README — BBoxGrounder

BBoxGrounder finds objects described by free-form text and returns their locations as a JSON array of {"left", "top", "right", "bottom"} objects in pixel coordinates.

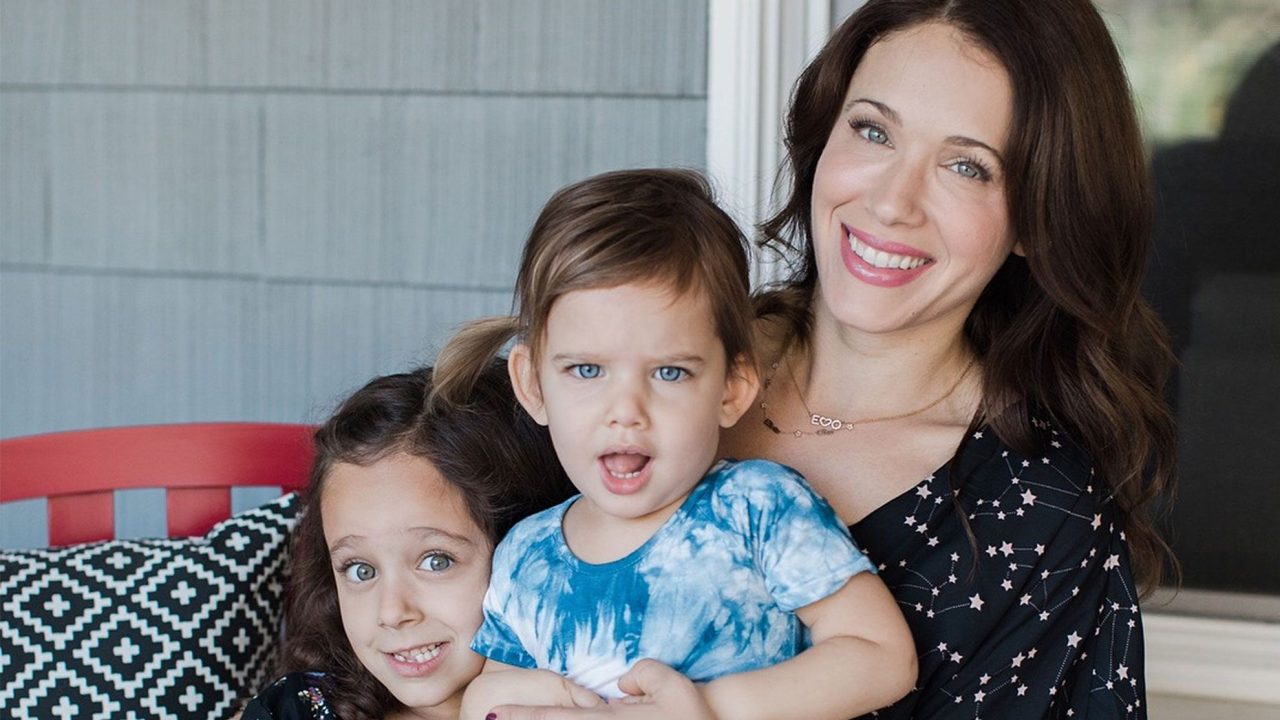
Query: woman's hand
[{"left": 485, "top": 660, "right": 715, "bottom": 720}]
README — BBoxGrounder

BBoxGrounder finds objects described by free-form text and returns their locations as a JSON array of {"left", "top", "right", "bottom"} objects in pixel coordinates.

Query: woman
[{"left": 495, "top": 0, "right": 1175, "bottom": 718}]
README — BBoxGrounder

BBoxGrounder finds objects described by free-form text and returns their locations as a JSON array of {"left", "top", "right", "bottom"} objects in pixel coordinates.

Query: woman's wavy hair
[
  {"left": 275, "top": 362, "right": 574, "bottom": 719},
  {"left": 430, "top": 168, "right": 755, "bottom": 409},
  {"left": 758, "top": 0, "right": 1177, "bottom": 595}
]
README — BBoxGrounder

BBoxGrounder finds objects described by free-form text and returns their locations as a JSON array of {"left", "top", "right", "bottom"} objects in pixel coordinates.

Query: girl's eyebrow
[
  {"left": 328, "top": 526, "right": 478, "bottom": 555},
  {"left": 549, "top": 353, "right": 707, "bottom": 366},
  {"left": 659, "top": 354, "right": 706, "bottom": 366},
  {"left": 845, "top": 97, "right": 1005, "bottom": 164}
]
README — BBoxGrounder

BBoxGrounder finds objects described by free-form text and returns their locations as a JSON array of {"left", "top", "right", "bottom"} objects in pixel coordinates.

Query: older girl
[{"left": 241, "top": 361, "right": 573, "bottom": 720}]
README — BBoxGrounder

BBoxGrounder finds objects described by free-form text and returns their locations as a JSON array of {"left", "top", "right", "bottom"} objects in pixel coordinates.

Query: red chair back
[{"left": 0, "top": 423, "right": 315, "bottom": 546}]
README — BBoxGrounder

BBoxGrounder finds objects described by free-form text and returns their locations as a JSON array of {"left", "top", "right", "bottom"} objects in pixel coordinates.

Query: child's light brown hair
[{"left": 432, "top": 168, "right": 754, "bottom": 407}]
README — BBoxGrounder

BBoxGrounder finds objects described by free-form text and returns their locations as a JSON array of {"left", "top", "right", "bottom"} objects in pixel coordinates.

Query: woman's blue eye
[
  {"left": 855, "top": 123, "right": 890, "bottom": 145},
  {"left": 570, "top": 364, "right": 601, "bottom": 379},
  {"left": 949, "top": 159, "right": 991, "bottom": 182},
  {"left": 655, "top": 366, "right": 687, "bottom": 382},
  {"left": 343, "top": 562, "right": 376, "bottom": 583},
  {"left": 419, "top": 553, "right": 454, "bottom": 573}
]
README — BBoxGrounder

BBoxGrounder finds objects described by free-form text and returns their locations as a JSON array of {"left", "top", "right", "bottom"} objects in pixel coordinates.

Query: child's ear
[
  {"left": 508, "top": 343, "right": 549, "bottom": 426},
  {"left": 719, "top": 353, "right": 761, "bottom": 428}
]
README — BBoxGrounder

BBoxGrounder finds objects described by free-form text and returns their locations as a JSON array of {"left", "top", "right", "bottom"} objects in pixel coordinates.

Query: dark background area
[{"left": 1146, "top": 42, "right": 1280, "bottom": 595}]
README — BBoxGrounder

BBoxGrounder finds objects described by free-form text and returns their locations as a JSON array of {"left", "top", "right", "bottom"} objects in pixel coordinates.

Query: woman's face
[
  {"left": 810, "top": 21, "right": 1017, "bottom": 341},
  {"left": 322, "top": 452, "right": 491, "bottom": 719}
]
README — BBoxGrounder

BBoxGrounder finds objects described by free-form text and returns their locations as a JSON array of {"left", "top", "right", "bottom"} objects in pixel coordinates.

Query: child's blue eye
[
  {"left": 570, "top": 364, "right": 601, "bottom": 379},
  {"left": 419, "top": 552, "right": 454, "bottom": 573},
  {"left": 342, "top": 562, "right": 376, "bottom": 583},
  {"left": 655, "top": 366, "right": 687, "bottom": 382}
]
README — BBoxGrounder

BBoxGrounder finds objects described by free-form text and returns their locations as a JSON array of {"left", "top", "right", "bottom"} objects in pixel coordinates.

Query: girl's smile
[{"left": 322, "top": 452, "right": 493, "bottom": 717}]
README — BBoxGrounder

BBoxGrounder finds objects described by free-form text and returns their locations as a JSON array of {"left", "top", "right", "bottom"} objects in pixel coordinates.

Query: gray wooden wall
[
  {"left": 0, "top": 0, "right": 708, "bottom": 436},
  {"left": 0, "top": 0, "right": 708, "bottom": 546}
]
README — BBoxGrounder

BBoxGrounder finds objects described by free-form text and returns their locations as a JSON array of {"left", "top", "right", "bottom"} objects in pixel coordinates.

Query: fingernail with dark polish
[{"left": 486, "top": 715, "right": 497, "bottom": 720}]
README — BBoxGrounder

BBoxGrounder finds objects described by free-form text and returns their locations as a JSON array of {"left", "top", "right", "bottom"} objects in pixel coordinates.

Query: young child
[
  {"left": 432, "top": 169, "right": 917, "bottom": 720},
  {"left": 241, "top": 361, "right": 574, "bottom": 720}
]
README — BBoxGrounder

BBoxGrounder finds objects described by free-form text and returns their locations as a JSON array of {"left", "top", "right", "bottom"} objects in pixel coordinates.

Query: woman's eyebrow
[
  {"left": 946, "top": 135, "right": 1005, "bottom": 165},
  {"left": 846, "top": 97, "right": 900, "bottom": 124}
]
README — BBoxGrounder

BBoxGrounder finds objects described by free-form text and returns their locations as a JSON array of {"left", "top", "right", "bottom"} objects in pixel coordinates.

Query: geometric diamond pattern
[{"left": 0, "top": 493, "right": 299, "bottom": 720}]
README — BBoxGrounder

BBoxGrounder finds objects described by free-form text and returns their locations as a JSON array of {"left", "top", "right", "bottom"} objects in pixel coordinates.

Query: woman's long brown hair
[
  {"left": 759, "top": 0, "right": 1177, "bottom": 595},
  {"left": 276, "top": 361, "right": 573, "bottom": 719}
]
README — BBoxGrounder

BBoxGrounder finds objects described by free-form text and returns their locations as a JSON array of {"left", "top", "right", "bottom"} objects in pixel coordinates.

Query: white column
[{"left": 707, "top": 0, "right": 834, "bottom": 287}]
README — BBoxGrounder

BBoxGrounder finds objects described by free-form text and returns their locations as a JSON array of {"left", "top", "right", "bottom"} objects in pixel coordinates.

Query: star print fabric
[{"left": 851, "top": 424, "right": 1145, "bottom": 719}]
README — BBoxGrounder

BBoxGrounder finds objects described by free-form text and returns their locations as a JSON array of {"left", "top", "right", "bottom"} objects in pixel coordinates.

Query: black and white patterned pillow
[{"left": 0, "top": 492, "right": 300, "bottom": 720}]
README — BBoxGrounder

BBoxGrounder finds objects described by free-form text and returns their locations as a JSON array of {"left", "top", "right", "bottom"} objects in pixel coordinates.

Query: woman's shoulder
[
  {"left": 960, "top": 419, "right": 1100, "bottom": 511},
  {"left": 240, "top": 672, "right": 334, "bottom": 720}
]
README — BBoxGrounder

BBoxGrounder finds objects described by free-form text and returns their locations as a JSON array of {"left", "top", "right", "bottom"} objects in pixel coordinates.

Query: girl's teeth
[
  {"left": 393, "top": 643, "right": 443, "bottom": 663},
  {"left": 848, "top": 233, "right": 927, "bottom": 270}
]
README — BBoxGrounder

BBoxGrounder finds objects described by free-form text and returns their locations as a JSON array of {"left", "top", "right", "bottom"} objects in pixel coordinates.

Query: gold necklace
[{"left": 760, "top": 354, "right": 976, "bottom": 437}]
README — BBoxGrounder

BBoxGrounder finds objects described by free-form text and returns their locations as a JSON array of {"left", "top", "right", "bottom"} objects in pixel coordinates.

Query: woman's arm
[
  {"left": 701, "top": 572, "right": 917, "bottom": 720},
  {"left": 461, "top": 660, "right": 603, "bottom": 720}
]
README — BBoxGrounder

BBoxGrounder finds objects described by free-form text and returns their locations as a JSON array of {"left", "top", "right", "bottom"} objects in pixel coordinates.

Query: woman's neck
[{"left": 792, "top": 297, "right": 979, "bottom": 422}]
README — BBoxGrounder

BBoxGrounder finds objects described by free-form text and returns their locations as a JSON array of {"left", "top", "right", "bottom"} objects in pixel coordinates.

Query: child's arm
[
  {"left": 461, "top": 660, "right": 604, "bottom": 720},
  {"left": 701, "top": 572, "right": 917, "bottom": 720}
]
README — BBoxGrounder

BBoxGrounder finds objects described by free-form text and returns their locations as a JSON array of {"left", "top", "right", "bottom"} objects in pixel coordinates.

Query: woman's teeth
[
  {"left": 393, "top": 643, "right": 443, "bottom": 663},
  {"left": 848, "top": 233, "right": 928, "bottom": 270}
]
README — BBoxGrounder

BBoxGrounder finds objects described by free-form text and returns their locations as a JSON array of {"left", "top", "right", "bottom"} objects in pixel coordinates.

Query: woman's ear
[
  {"left": 508, "top": 344, "right": 549, "bottom": 426},
  {"left": 719, "top": 354, "right": 762, "bottom": 428},
  {"left": 1011, "top": 239, "right": 1026, "bottom": 257}
]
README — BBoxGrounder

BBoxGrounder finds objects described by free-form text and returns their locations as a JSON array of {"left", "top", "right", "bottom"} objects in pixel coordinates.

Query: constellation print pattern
[{"left": 851, "top": 423, "right": 1145, "bottom": 719}]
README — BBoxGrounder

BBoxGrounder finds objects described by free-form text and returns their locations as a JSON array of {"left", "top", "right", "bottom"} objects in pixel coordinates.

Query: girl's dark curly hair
[{"left": 275, "top": 360, "right": 573, "bottom": 719}]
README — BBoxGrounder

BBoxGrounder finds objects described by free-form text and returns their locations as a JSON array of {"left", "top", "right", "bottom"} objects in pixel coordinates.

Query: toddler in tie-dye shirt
[{"left": 431, "top": 169, "right": 916, "bottom": 720}]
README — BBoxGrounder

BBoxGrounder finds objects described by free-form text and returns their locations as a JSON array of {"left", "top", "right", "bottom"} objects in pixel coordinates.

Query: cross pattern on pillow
[{"left": 0, "top": 492, "right": 299, "bottom": 720}]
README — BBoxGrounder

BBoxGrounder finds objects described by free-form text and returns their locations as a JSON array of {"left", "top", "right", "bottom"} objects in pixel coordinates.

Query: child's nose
[
  {"left": 607, "top": 382, "right": 649, "bottom": 429},
  {"left": 377, "top": 575, "right": 424, "bottom": 629}
]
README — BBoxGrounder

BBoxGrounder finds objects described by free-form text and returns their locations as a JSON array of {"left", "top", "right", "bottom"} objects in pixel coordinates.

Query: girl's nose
[
  {"left": 377, "top": 575, "right": 424, "bottom": 629},
  {"left": 607, "top": 381, "right": 649, "bottom": 429}
]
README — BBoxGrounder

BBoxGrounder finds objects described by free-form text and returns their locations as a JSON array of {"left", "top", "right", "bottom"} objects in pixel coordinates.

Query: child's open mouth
[{"left": 599, "top": 451, "right": 652, "bottom": 495}]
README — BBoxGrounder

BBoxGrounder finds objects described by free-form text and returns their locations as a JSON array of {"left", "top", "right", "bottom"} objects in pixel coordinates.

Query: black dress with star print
[{"left": 850, "top": 423, "right": 1145, "bottom": 719}]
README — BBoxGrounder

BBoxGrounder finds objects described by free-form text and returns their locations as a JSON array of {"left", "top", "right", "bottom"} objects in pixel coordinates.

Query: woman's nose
[{"left": 868, "top": 156, "right": 926, "bottom": 227}]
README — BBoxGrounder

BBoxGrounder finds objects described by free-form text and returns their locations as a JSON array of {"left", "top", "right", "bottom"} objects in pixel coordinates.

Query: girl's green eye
[
  {"left": 420, "top": 553, "right": 454, "bottom": 572},
  {"left": 343, "top": 562, "right": 376, "bottom": 583}
]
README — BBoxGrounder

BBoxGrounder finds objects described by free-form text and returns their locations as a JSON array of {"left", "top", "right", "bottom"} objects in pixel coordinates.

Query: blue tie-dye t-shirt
[{"left": 471, "top": 458, "right": 875, "bottom": 698}]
